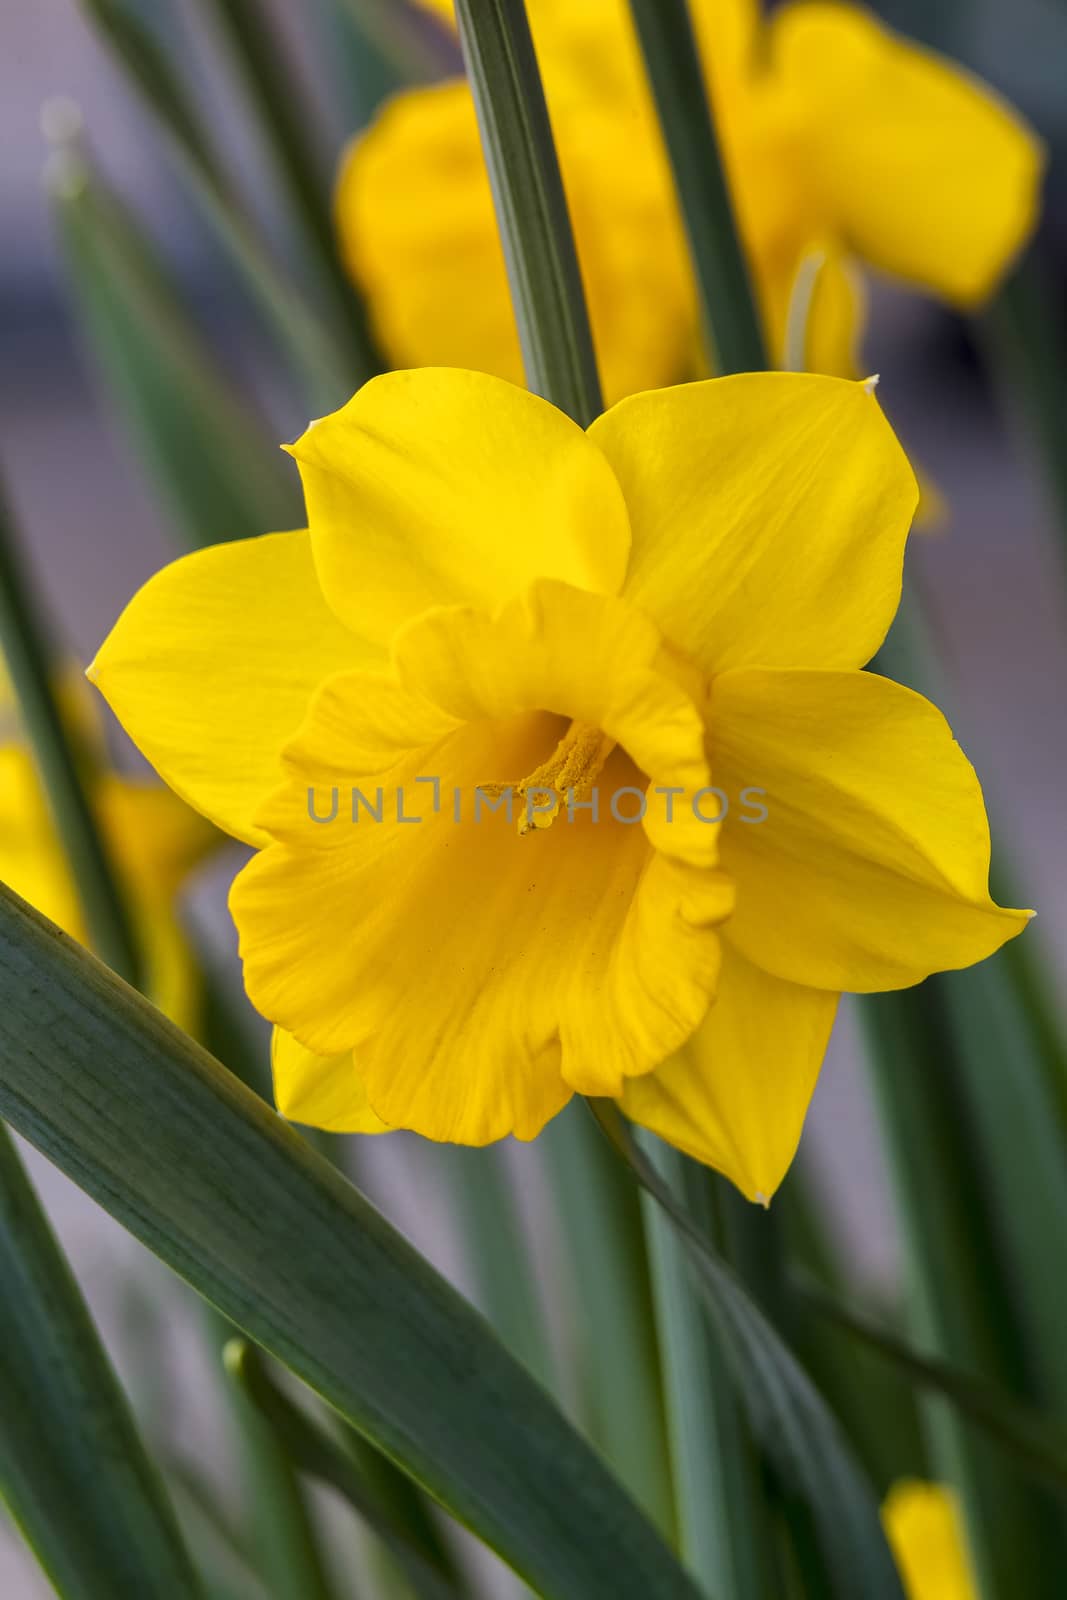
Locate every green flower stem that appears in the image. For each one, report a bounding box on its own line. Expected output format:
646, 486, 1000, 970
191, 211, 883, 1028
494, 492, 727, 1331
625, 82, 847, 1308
592, 1103, 904, 1600
226, 1340, 461, 1599
862, 986, 1066, 1600
642, 1140, 778, 1600
877, 606, 1067, 1412
77, 0, 362, 411
333, 0, 458, 85
195, 0, 383, 382
985, 250, 1067, 583
0, 482, 141, 986
781, 1173, 926, 1495
198, 1305, 342, 1600
627, 0, 768, 373
433, 1142, 558, 1394
0, 1124, 203, 1598
540, 1103, 675, 1540
869, 612, 1067, 1597
452, 0, 603, 424
50, 148, 302, 551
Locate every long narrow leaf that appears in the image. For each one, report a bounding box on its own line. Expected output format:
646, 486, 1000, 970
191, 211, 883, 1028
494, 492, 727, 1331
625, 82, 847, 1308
863, 984, 1067, 1600
226, 1340, 460, 1600
641, 1141, 778, 1600
453, 0, 603, 424
77, 0, 361, 409
626, 0, 768, 373
50, 149, 302, 551
194, 0, 382, 379
799, 1279, 1067, 1499
540, 1104, 676, 1538
590, 1102, 905, 1600
0, 481, 140, 984
0, 885, 702, 1600
0, 1124, 202, 1598
333, 0, 459, 82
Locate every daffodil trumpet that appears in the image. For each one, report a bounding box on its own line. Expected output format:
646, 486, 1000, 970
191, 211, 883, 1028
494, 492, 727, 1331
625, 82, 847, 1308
89, 367, 1029, 1202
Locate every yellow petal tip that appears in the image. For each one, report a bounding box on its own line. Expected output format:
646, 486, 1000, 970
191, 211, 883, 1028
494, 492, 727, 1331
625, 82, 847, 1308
862, 373, 880, 394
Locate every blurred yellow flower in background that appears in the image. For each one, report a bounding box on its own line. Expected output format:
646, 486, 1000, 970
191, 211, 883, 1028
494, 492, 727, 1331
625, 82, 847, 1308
0, 661, 216, 1029
338, 0, 1042, 398
884, 1480, 977, 1600
88, 367, 1028, 1200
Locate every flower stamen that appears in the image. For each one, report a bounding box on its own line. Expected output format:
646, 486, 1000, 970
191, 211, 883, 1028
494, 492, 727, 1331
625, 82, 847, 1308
483, 719, 616, 835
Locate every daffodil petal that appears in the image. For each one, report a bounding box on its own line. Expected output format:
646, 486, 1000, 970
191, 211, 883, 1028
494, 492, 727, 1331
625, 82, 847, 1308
690, 0, 761, 91
410, 0, 454, 27
337, 85, 527, 391
291, 370, 631, 646
93, 776, 217, 1031
621, 943, 837, 1202
272, 1028, 391, 1134
88, 531, 376, 845
0, 746, 86, 939
591, 373, 917, 675
94, 776, 217, 893
337, 62, 693, 408
0, 752, 206, 1031
771, 2, 1043, 307
232, 583, 730, 1141
712, 668, 1030, 992
795, 246, 867, 378
882, 1481, 976, 1600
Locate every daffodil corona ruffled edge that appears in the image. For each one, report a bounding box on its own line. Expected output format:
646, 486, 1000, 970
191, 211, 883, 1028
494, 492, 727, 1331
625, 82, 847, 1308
88, 368, 1030, 1201
337, 0, 1043, 403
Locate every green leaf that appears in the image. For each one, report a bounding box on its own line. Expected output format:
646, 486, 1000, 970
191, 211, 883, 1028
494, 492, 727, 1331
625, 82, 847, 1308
49, 149, 302, 551
192, 0, 383, 381
0, 885, 702, 1600
985, 250, 1067, 586
626, 0, 767, 373
589, 1102, 906, 1600
453, 0, 603, 424
872, 597, 1067, 1596
0, 1124, 203, 1598
0, 481, 141, 985
540, 1103, 676, 1539
76, 0, 363, 410
225, 1340, 460, 1600
799, 1279, 1067, 1500
641, 1141, 779, 1600
332, 0, 459, 83
862, 984, 1067, 1600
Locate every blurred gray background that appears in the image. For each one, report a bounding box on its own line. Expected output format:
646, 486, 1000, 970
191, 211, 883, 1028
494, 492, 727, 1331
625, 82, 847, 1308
2, 0, 1067, 1593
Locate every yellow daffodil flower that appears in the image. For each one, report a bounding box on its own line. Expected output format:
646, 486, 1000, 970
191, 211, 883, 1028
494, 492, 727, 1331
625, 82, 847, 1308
87, 368, 1028, 1199
0, 662, 216, 1029
338, 0, 1042, 399
884, 1481, 977, 1600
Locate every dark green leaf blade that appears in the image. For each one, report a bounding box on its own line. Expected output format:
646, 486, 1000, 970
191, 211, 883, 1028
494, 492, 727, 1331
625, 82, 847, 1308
799, 1278, 1067, 1500
225, 1340, 460, 1600
453, 0, 603, 424
49, 148, 303, 551
590, 1102, 905, 1600
626, 0, 768, 374
0, 1124, 203, 1599
0, 886, 702, 1600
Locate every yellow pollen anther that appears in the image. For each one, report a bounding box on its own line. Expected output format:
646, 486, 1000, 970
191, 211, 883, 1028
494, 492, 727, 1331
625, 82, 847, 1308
484, 720, 616, 835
